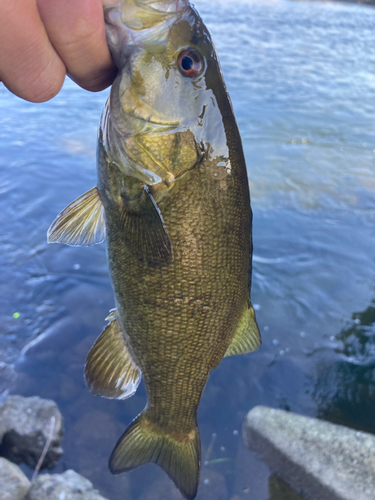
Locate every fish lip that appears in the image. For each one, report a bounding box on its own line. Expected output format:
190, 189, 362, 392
137, 0, 188, 13
129, 113, 180, 127
105, 0, 189, 50
125, 106, 180, 128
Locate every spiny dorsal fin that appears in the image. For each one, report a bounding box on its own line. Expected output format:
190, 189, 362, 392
47, 187, 106, 246
224, 303, 261, 357
121, 186, 172, 265
85, 310, 141, 400
110, 411, 200, 500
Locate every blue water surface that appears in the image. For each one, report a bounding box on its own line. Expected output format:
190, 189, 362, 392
0, 1, 374, 499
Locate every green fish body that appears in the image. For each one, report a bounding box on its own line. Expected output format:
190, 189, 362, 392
48, 1, 260, 498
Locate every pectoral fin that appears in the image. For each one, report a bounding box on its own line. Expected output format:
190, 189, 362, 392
85, 310, 142, 400
224, 304, 261, 357
47, 187, 106, 246
121, 186, 172, 265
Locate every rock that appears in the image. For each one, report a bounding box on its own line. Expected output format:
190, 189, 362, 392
0, 456, 30, 500
62, 410, 131, 499
27, 469, 108, 500
243, 405, 375, 500
0, 419, 6, 445
137, 467, 227, 500
138, 472, 182, 500
197, 468, 227, 500
231, 439, 269, 500
0, 395, 63, 469
0, 362, 17, 399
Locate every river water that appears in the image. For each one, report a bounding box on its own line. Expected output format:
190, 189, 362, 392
0, 0, 374, 499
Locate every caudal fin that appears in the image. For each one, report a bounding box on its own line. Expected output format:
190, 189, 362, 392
109, 411, 201, 500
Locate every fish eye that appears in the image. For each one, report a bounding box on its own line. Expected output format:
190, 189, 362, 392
177, 49, 205, 78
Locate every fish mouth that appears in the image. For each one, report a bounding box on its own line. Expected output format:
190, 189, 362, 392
125, 103, 180, 128
129, 112, 179, 127
105, 0, 188, 35
134, 0, 188, 14
105, 1, 191, 68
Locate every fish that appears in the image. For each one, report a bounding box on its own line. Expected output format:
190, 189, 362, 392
47, 0, 261, 498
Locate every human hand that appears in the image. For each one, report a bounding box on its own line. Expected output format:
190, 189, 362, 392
0, 0, 119, 103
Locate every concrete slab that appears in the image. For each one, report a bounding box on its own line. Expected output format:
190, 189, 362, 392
243, 406, 375, 500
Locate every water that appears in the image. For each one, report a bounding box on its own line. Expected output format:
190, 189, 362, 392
1, 0, 374, 498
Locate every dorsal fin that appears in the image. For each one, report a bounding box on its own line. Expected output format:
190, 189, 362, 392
224, 303, 261, 357
48, 187, 106, 246
85, 310, 142, 400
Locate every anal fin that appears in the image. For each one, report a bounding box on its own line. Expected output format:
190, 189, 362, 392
224, 303, 261, 357
85, 310, 141, 400
48, 186, 106, 246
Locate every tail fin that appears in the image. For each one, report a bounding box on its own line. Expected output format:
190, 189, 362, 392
109, 411, 201, 500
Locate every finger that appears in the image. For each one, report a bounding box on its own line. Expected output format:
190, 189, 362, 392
37, 0, 117, 92
0, 0, 65, 102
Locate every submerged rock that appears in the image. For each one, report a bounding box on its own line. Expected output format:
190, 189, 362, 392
198, 468, 227, 500
138, 473, 182, 500
0, 395, 63, 469
138, 467, 227, 500
27, 470, 109, 500
243, 405, 375, 500
268, 474, 306, 500
0, 456, 30, 500
231, 439, 269, 500
62, 409, 131, 499
0, 419, 6, 445
0, 362, 17, 398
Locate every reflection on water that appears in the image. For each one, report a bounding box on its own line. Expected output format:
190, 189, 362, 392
338, 300, 375, 363
1, 0, 375, 498
314, 299, 375, 434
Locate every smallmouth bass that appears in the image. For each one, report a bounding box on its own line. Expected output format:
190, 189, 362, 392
48, 1, 261, 498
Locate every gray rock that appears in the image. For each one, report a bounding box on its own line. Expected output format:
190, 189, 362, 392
27, 470, 109, 500
0, 395, 63, 469
243, 405, 375, 500
0, 456, 30, 500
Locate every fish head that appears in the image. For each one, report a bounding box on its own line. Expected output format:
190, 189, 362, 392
103, 0, 230, 189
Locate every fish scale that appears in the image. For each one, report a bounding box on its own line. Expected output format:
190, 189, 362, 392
104, 161, 247, 423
